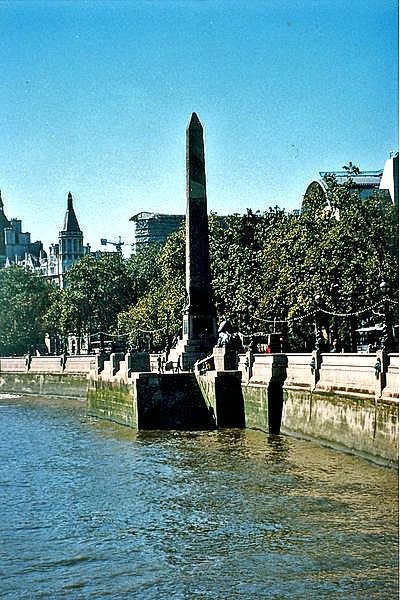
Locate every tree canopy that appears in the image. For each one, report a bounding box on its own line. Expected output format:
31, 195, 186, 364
43, 253, 136, 354
0, 266, 52, 355
0, 177, 397, 355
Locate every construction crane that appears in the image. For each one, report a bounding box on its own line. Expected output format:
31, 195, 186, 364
100, 236, 125, 252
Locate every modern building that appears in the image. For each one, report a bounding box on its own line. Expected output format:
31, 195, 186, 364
302, 152, 399, 209
379, 152, 399, 205
130, 212, 184, 252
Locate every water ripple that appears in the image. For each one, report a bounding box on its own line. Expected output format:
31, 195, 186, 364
0, 396, 397, 599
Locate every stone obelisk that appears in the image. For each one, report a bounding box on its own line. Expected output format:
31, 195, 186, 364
170, 113, 217, 370
183, 112, 217, 342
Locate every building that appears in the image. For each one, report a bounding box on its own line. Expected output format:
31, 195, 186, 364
130, 212, 184, 251
302, 152, 399, 209
129, 211, 228, 252
58, 192, 89, 283
52, 192, 91, 287
0, 191, 11, 262
379, 152, 399, 205
0, 190, 45, 270
0, 190, 90, 287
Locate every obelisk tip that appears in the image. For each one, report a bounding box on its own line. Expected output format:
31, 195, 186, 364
189, 112, 202, 128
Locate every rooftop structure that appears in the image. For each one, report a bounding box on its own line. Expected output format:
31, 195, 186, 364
379, 152, 399, 204
302, 153, 399, 208
130, 211, 184, 251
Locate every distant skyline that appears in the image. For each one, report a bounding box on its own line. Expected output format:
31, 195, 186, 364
1, 0, 398, 255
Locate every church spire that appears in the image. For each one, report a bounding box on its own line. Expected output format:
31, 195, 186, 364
62, 191, 81, 232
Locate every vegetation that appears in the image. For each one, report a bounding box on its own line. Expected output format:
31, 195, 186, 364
118, 229, 185, 349
0, 266, 52, 355
44, 253, 135, 352
0, 175, 397, 355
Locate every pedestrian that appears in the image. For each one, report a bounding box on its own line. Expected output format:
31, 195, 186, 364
330, 338, 342, 353
176, 356, 181, 372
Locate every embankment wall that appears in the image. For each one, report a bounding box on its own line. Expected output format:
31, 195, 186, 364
0, 371, 88, 399
88, 372, 215, 430
237, 351, 398, 465
0, 351, 398, 464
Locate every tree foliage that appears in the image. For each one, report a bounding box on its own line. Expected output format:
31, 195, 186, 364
0, 266, 51, 355
118, 227, 186, 349
53, 253, 135, 340
209, 210, 265, 332
0, 176, 397, 355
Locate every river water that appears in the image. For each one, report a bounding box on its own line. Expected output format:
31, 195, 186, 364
0, 394, 398, 599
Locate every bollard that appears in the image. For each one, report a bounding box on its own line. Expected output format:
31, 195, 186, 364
375, 349, 388, 399
310, 349, 321, 391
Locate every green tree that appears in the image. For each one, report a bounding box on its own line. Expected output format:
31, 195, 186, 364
0, 266, 51, 355
209, 210, 265, 332
60, 253, 135, 344
126, 243, 163, 298
257, 185, 398, 350
118, 227, 186, 349
118, 184, 397, 353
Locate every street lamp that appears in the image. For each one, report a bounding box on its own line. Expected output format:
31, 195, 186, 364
248, 305, 254, 335
314, 294, 321, 333
164, 314, 170, 352
314, 295, 324, 350
379, 281, 394, 352
329, 283, 340, 348
135, 321, 140, 351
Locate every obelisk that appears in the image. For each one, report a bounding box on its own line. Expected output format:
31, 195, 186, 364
181, 113, 217, 358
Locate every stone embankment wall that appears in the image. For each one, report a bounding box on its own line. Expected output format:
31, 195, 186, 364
0, 350, 398, 464
237, 350, 398, 465
196, 370, 245, 428
88, 372, 215, 430
0, 354, 215, 430
0, 355, 94, 398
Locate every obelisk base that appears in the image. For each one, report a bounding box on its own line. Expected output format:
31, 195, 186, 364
168, 308, 216, 371
168, 336, 216, 372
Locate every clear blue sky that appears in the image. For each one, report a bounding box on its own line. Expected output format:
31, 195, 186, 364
1, 0, 398, 254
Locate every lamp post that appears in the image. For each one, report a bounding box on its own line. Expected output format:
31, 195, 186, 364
248, 305, 254, 336
314, 294, 322, 348
379, 281, 394, 352
135, 321, 140, 351
99, 331, 105, 354
330, 283, 339, 343
164, 314, 170, 353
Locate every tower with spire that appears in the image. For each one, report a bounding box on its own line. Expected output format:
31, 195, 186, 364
58, 192, 85, 284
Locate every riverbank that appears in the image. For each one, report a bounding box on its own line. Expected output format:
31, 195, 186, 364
0, 350, 398, 466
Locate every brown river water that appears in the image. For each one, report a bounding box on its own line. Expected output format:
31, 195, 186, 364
0, 394, 398, 599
